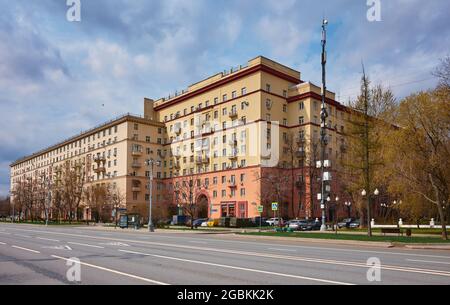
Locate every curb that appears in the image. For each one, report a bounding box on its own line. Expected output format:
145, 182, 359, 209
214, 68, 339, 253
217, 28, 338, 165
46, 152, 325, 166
404, 244, 450, 251
227, 233, 396, 248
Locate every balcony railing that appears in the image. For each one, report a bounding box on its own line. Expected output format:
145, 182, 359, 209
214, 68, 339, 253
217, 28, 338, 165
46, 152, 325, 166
229, 110, 238, 118
94, 166, 106, 173
132, 162, 141, 168
94, 156, 106, 163
132, 149, 142, 156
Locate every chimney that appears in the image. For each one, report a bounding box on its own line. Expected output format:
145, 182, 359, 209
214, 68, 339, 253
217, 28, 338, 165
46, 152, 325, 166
144, 98, 155, 120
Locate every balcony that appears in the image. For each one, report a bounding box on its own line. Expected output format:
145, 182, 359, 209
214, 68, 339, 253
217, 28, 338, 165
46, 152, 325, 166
195, 157, 203, 165
228, 180, 237, 188
94, 166, 106, 173
296, 149, 306, 159
229, 110, 238, 119
228, 154, 238, 160
132, 162, 142, 168
132, 149, 142, 156
202, 157, 210, 164
174, 163, 181, 170
94, 156, 106, 163
229, 139, 238, 147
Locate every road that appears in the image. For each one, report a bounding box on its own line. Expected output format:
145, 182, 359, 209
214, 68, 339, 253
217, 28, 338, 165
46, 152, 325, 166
1, 223, 449, 285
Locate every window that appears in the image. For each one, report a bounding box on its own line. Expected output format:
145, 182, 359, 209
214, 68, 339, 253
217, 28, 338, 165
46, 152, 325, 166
266, 84, 271, 92
214, 97, 219, 105
232, 91, 237, 99
223, 94, 227, 102
146, 136, 151, 143
134, 124, 139, 131
283, 104, 287, 112
283, 90, 287, 98
299, 101, 304, 110
299, 116, 304, 124
222, 108, 227, 115
241, 87, 247, 95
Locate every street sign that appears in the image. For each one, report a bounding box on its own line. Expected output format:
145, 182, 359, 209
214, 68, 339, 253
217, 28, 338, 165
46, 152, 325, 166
271, 202, 278, 211
257, 206, 264, 213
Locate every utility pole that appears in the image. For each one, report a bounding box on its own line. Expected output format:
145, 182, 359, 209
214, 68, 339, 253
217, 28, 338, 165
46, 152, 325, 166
146, 159, 160, 232
362, 66, 373, 237
320, 19, 329, 231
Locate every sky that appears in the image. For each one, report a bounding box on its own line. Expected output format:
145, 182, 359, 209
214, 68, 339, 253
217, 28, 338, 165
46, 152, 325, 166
0, 0, 449, 197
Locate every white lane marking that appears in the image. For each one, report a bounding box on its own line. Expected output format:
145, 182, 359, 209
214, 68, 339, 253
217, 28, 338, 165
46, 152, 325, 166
0, 242, 6, 245
36, 237, 60, 242
406, 259, 450, 266
5, 227, 450, 278
0, 232, 11, 235
41, 245, 72, 251
100, 242, 130, 247
14, 234, 32, 238
119, 249, 353, 285
67, 242, 104, 249
188, 241, 207, 244
51, 255, 169, 285
12, 245, 41, 254
268, 248, 297, 252
7, 226, 450, 260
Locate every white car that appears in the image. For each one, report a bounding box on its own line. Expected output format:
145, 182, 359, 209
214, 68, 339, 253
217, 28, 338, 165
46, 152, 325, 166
266, 218, 284, 226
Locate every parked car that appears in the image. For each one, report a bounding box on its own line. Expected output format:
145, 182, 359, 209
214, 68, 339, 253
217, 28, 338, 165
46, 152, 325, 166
337, 218, 355, 229
348, 220, 361, 229
252, 217, 269, 227
193, 218, 208, 228
266, 218, 284, 226
288, 220, 309, 231
300, 220, 322, 231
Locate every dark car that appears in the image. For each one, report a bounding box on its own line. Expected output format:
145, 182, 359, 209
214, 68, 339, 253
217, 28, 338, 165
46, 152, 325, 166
252, 217, 270, 227
348, 220, 360, 229
337, 218, 355, 229
300, 220, 322, 231
192, 218, 208, 228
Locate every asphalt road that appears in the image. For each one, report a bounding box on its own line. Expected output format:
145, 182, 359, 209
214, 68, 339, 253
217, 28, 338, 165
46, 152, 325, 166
1, 223, 449, 285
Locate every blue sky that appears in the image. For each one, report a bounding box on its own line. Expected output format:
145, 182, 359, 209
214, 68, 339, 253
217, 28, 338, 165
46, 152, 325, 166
1, 0, 449, 196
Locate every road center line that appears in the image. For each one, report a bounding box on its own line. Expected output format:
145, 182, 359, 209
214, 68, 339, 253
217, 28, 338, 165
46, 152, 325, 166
51, 255, 169, 285
12, 245, 41, 254
0, 242, 6, 245
67, 242, 104, 249
14, 234, 32, 238
406, 259, 450, 265
268, 248, 297, 252
118, 249, 353, 285
36, 237, 60, 242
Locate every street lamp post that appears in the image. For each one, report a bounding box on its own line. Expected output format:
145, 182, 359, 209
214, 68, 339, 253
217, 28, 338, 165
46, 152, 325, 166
319, 18, 329, 232
146, 159, 161, 232
345, 201, 352, 219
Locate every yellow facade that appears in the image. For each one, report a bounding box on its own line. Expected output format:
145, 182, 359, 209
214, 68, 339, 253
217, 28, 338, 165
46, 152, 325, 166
10, 56, 349, 221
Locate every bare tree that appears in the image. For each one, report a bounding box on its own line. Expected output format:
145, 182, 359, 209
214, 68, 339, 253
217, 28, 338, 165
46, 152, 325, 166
433, 55, 450, 88
110, 187, 126, 228
173, 174, 208, 229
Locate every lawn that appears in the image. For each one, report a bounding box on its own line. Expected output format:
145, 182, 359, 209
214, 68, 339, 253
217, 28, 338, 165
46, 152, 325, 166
238, 231, 450, 244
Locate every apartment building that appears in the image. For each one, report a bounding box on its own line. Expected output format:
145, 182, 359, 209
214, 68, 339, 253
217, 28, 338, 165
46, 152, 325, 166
10, 56, 349, 221
10, 114, 166, 219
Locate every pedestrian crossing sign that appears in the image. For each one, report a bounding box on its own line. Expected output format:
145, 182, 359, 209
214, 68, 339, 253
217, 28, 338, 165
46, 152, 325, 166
272, 202, 278, 211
